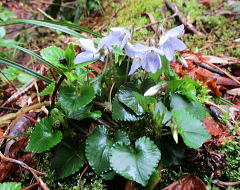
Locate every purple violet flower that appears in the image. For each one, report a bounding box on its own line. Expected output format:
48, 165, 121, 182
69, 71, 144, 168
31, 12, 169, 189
125, 43, 163, 75
98, 27, 131, 50
159, 24, 187, 61
74, 38, 100, 64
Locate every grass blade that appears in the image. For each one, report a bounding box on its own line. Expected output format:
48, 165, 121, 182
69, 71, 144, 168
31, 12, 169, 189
0, 44, 63, 74
0, 19, 87, 38
0, 57, 53, 84
44, 20, 103, 38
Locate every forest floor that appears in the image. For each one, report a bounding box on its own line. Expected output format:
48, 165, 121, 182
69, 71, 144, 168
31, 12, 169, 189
0, 0, 239, 189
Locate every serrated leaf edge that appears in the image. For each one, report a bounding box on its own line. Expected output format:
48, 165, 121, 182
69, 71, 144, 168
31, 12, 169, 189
109, 136, 161, 186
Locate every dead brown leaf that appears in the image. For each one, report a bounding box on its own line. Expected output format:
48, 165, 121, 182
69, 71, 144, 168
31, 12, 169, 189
163, 174, 207, 190
204, 117, 224, 136
227, 88, 240, 96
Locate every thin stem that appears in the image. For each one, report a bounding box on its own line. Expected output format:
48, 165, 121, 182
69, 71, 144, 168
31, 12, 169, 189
51, 74, 66, 105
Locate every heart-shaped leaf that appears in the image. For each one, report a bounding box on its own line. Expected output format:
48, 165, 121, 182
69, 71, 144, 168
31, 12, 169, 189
52, 142, 85, 179
172, 109, 211, 148
85, 125, 130, 174
25, 117, 62, 153
170, 95, 206, 121
58, 85, 95, 112
117, 85, 144, 116
112, 97, 143, 121
40, 46, 67, 69
110, 136, 161, 186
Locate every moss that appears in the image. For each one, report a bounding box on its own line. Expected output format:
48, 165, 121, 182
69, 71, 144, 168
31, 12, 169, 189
104, 0, 240, 57
219, 140, 240, 182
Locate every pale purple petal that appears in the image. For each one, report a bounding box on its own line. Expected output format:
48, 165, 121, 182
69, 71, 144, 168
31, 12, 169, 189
124, 43, 135, 58
79, 38, 96, 52
144, 53, 161, 73
167, 24, 185, 37
168, 37, 186, 51
135, 43, 150, 51
162, 42, 175, 61
128, 58, 143, 75
74, 51, 99, 64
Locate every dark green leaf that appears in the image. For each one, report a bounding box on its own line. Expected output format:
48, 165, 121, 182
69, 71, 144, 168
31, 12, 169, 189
117, 85, 144, 116
52, 142, 85, 179
67, 105, 101, 120
157, 136, 186, 167
110, 137, 161, 186
58, 85, 95, 112
172, 109, 211, 148
112, 97, 143, 121
25, 117, 62, 153
85, 125, 129, 174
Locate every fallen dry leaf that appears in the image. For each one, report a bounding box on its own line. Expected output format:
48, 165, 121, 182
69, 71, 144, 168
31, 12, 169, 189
227, 88, 240, 96
163, 174, 207, 190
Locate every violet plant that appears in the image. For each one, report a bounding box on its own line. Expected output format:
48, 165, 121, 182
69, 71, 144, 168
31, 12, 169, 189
6, 22, 211, 188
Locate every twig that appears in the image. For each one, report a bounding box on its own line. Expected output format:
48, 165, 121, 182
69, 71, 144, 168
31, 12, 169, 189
23, 114, 38, 124
204, 62, 240, 85
135, 11, 178, 31
97, 119, 113, 130
79, 166, 88, 181
1, 79, 35, 107
51, 74, 66, 105
0, 101, 50, 125
0, 106, 18, 111
165, 1, 205, 36
193, 61, 225, 76
214, 180, 240, 187
0, 151, 49, 190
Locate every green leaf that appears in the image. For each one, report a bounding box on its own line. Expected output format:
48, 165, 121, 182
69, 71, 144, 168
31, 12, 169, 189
0, 19, 86, 38
117, 85, 144, 116
67, 105, 101, 120
0, 56, 52, 84
172, 109, 211, 148
170, 94, 206, 121
52, 142, 85, 179
0, 182, 21, 190
110, 137, 161, 186
43, 20, 103, 38
40, 46, 66, 69
64, 43, 75, 68
168, 76, 199, 100
112, 97, 143, 121
154, 102, 172, 126
145, 169, 161, 190
17, 73, 33, 83
58, 85, 95, 112
134, 92, 156, 105
85, 125, 129, 174
38, 82, 55, 96
25, 117, 62, 153
0, 27, 6, 38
